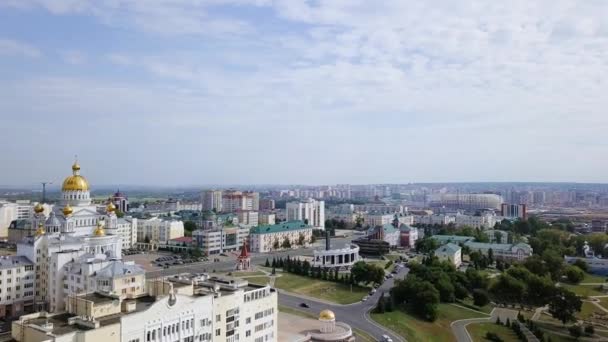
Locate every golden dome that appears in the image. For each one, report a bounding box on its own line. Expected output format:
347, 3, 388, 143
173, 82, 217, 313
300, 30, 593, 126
35, 222, 45, 237
93, 221, 105, 237
34, 203, 44, 214
62, 161, 90, 192
106, 201, 116, 213
62, 204, 74, 216
319, 309, 335, 320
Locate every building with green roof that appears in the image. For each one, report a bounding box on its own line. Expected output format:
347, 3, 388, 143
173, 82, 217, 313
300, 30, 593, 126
249, 220, 313, 253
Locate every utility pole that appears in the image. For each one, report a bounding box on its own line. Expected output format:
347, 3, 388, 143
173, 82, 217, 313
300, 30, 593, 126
41, 181, 53, 203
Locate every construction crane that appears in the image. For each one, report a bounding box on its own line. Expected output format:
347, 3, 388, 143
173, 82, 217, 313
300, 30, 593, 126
41, 181, 53, 203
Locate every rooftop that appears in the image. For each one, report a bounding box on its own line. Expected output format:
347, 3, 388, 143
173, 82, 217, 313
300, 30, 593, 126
435, 242, 461, 255
0, 255, 32, 269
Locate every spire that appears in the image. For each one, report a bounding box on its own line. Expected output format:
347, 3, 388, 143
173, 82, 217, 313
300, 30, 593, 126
239, 240, 249, 258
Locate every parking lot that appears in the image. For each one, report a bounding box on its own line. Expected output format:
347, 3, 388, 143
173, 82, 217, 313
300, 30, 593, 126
122, 250, 210, 272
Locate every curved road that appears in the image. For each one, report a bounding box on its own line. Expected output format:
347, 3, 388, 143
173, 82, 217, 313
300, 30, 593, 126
278, 266, 409, 342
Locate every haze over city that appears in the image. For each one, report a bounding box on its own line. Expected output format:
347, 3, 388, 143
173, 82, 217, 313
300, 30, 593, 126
1, 1, 607, 186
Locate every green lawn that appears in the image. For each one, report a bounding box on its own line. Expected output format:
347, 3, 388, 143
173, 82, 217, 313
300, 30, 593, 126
371, 304, 489, 342
560, 283, 605, 297
467, 322, 520, 342
246, 276, 271, 285
577, 301, 602, 320
581, 273, 608, 284
274, 273, 369, 304
598, 296, 608, 309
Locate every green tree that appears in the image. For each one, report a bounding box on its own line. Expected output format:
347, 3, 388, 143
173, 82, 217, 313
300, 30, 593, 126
115, 209, 125, 218
487, 248, 494, 264
473, 289, 490, 306
565, 265, 585, 284
374, 294, 386, 313
351, 261, 368, 284
273, 238, 280, 250
490, 274, 525, 304
265, 258, 270, 267
298, 233, 305, 246
282, 236, 292, 249
310, 235, 317, 244
573, 259, 588, 273
391, 276, 440, 321
184, 220, 197, 232
549, 288, 582, 325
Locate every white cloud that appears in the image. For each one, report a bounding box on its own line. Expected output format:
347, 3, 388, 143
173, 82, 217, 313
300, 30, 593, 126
0, 38, 41, 58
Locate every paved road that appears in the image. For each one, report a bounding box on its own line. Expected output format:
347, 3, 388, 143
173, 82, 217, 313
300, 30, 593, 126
451, 308, 529, 342
278, 266, 409, 342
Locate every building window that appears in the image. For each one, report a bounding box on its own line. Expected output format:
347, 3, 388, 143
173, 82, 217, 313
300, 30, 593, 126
216, 329, 220, 336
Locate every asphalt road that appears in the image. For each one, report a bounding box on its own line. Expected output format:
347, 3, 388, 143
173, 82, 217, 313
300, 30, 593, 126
278, 266, 409, 342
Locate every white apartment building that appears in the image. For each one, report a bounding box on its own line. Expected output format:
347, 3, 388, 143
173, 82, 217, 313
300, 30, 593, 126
0, 256, 35, 318
413, 214, 456, 226
222, 191, 259, 213
12, 275, 278, 342
454, 213, 496, 229
249, 221, 313, 253
434, 243, 462, 267
0, 201, 47, 237
286, 199, 325, 230
192, 226, 250, 255
237, 210, 259, 227
202, 190, 224, 212
138, 217, 184, 244
362, 213, 393, 227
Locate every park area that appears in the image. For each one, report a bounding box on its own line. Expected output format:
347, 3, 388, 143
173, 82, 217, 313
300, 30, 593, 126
467, 322, 520, 342
371, 304, 489, 342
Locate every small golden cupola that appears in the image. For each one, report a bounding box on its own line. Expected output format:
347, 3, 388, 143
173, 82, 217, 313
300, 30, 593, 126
62, 160, 90, 192
93, 221, 106, 237
35, 222, 45, 237
34, 203, 44, 214
106, 200, 117, 213
62, 204, 74, 217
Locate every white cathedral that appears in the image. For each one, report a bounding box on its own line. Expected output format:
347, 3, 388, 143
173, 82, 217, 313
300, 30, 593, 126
15, 161, 143, 313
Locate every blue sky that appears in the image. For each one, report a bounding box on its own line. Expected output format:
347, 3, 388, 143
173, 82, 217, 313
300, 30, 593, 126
1, 1, 607, 187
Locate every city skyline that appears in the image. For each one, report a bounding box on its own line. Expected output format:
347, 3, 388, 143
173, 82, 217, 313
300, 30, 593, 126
1, 1, 608, 186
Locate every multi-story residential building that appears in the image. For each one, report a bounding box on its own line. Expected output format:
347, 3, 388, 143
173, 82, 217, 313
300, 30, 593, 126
237, 210, 259, 227
0, 256, 35, 318
202, 190, 224, 212
286, 199, 325, 230
362, 213, 394, 228
137, 217, 184, 244
0, 201, 42, 237
454, 213, 496, 229
12, 275, 278, 342
413, 214, 455, 226
249, 221, 313, 253
259, 199, 275, 211
500, 203, 527, 220
192, 226, 250, 255
258, 212, 275, 225
221, 191, 259, 213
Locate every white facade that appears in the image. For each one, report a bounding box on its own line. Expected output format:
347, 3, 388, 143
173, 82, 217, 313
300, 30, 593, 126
312, 244, 360, 269
138, 217, 184, 244
0, 256, 35, 318
413, 214, 456, 226
192, 226, 250, 255
434, 243, 462, 267
249, 221, 313, 253
455, 214, 496, 229
362, 213, 393, 227
237, 210, 259, 227
258, 213, 275, 225
286, 199, 325, 230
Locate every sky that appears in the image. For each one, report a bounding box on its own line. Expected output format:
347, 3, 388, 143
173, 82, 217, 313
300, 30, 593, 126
0, 1, 607, 187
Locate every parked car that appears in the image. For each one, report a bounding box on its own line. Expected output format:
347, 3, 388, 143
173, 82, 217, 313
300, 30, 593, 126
362, 296, 369, 302
299, 303, 310, 308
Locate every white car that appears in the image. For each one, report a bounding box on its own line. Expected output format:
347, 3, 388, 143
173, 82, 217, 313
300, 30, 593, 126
382, 334, 393, 342
362, 296, 369, 302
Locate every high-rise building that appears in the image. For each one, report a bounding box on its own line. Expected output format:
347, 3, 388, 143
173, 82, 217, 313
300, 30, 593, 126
259, 199, 275, 211
202, 190, 223, 212
286, 199, 325, 230
500, 203, 527, 220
